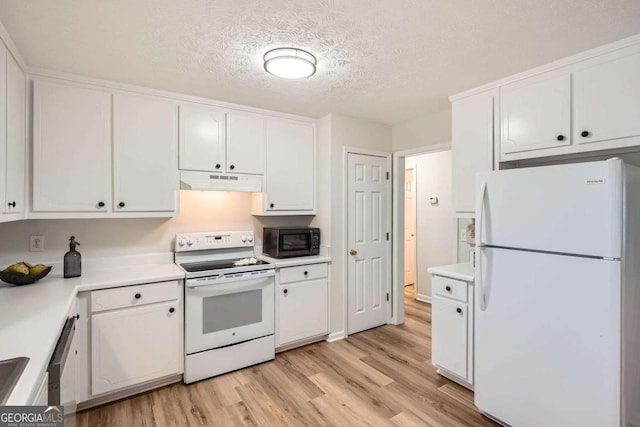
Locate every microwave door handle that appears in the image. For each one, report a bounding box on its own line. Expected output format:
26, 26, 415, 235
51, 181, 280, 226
309, 229, 313, 251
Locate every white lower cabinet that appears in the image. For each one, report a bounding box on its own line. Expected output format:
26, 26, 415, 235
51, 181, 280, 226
276, 263, 328, 348
431, 274, 474, 389
432, 296, 468, 378
90, 281, 182, 396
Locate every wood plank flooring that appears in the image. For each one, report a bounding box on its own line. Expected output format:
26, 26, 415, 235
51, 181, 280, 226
76, 285, 496, 426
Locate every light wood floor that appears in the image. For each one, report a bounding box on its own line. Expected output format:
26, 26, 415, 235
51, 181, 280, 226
76, 285, 496, 426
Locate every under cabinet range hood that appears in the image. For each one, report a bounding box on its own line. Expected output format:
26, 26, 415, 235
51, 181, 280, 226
180, 171, 263, 192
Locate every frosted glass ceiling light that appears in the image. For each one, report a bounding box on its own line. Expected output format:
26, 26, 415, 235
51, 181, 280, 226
263, 48, 317, 79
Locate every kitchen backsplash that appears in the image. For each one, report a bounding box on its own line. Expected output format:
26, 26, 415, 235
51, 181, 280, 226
0, 191, 314, 266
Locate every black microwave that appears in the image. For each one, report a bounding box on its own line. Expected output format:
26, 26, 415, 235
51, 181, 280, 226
263, 227, 320, 258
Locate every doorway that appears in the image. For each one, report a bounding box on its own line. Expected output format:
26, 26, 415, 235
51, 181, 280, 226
404, 168, 416, 298
391, 143, 456, 325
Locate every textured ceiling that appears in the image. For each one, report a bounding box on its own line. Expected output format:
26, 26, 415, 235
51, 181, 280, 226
0, 0, 639, 124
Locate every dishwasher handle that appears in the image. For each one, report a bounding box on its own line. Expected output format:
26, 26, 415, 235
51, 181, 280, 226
48, 316, 76, 406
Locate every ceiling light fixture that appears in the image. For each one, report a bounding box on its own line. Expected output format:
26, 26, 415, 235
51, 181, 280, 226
263, 47, 317, 79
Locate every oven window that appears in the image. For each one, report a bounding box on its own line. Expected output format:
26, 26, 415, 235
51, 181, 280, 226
202, 290, 263, 334
281, 234, 309, 251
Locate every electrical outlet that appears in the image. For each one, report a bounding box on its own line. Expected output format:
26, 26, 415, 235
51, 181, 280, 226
30, 235, 44, 252
460, 229, 467, 242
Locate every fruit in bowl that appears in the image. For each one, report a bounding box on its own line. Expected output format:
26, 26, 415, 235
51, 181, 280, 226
0, 262, 52, 285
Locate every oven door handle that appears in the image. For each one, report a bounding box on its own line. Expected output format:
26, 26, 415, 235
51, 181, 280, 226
187, 272, 275, 296
187, 270, 275, 288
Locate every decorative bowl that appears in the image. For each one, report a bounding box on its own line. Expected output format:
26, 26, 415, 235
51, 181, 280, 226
0, 266, 52, 285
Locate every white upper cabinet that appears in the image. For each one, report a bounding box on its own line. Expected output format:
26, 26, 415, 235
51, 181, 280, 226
452, 90, 495, 214
461, 38, 640, 162
32, 79, 179, 217
500, 73, 571, 155
179, 103, 226, 172
0, 45, 7, 215
573, 50, 640, 145
113, 94, 178, 212
253, 119, 315, 214
5, 52, 26, 215
33, 80, 111, 212
226, 111, 265, 175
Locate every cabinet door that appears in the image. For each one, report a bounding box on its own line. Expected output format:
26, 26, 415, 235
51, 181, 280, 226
226, 112, 265, 174
278, 278, 328, 346
452, 91, 494, 214
432, 296, 468, 379
113, 94, 178, 212
92, 301, 180, 395
574, 50, 640, 145
500, 74, 571, 155
0, 46, 6, 212
33, 81, 110, 212
5, 53, 25, 214
179, 103, 225, 172
265, 120, 315, 211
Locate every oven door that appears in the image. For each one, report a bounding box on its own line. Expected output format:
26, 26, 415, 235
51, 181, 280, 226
185, 270, 275, 355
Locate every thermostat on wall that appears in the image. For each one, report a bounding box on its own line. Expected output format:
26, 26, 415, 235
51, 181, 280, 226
429, 196, 439, 205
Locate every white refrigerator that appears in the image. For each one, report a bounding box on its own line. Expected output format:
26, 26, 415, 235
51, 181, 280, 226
474, 158, 640, 427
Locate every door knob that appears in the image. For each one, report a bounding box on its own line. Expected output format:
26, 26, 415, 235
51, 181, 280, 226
349, 249, 357, 256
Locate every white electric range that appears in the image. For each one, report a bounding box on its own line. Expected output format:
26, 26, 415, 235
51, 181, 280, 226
175, 230, 275, 384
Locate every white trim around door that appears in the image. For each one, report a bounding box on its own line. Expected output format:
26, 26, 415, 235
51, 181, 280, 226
391, 142, 451, 325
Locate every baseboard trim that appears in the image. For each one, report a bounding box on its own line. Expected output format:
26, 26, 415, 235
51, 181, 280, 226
76, 374, 183, 411
415, 294, 432, 304
276, 334, 327, 353
326, 330, 346, 342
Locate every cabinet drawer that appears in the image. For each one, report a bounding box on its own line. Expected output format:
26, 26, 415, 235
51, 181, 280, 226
279, 263, 327, 284
91, 281, 179, 313
432, 276, 467, 302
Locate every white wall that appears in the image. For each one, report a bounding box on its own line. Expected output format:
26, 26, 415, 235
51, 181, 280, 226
391, 107, 452, 151
405, 150, 455, 302
310, 115, 332, 247
325, 113, 392, 337
0, 190, 313, 267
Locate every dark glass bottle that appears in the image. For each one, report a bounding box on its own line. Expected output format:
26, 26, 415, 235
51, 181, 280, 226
64, 236, 81, 278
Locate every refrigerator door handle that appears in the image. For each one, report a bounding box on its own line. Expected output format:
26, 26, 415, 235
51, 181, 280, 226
477, 180, 487, 311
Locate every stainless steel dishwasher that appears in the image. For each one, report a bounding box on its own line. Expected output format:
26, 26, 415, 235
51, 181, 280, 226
48, 314, 77, 406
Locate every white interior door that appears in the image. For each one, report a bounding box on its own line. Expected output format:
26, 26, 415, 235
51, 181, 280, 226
347, 153, 390, 335
404, 169, 416, 286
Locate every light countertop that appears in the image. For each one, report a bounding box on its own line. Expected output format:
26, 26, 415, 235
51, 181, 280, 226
259, 254, 332, 268
0, 261, 184, 405
428, 262, 474, 282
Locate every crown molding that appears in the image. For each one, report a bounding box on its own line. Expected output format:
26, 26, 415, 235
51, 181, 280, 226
449, 32, 640, 102
27, 66, 317, 124
0, 17, 27, 71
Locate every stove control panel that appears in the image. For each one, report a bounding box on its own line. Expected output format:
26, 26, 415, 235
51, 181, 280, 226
175, 231, 255, 252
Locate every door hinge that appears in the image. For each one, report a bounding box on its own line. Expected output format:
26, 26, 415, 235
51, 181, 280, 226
386, 293, 390, 302
386, 171, 389, 180
386, 232, 389, 240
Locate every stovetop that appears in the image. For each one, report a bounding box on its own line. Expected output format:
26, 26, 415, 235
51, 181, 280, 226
174, 231, 275, 279
180, 258, 270, 273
